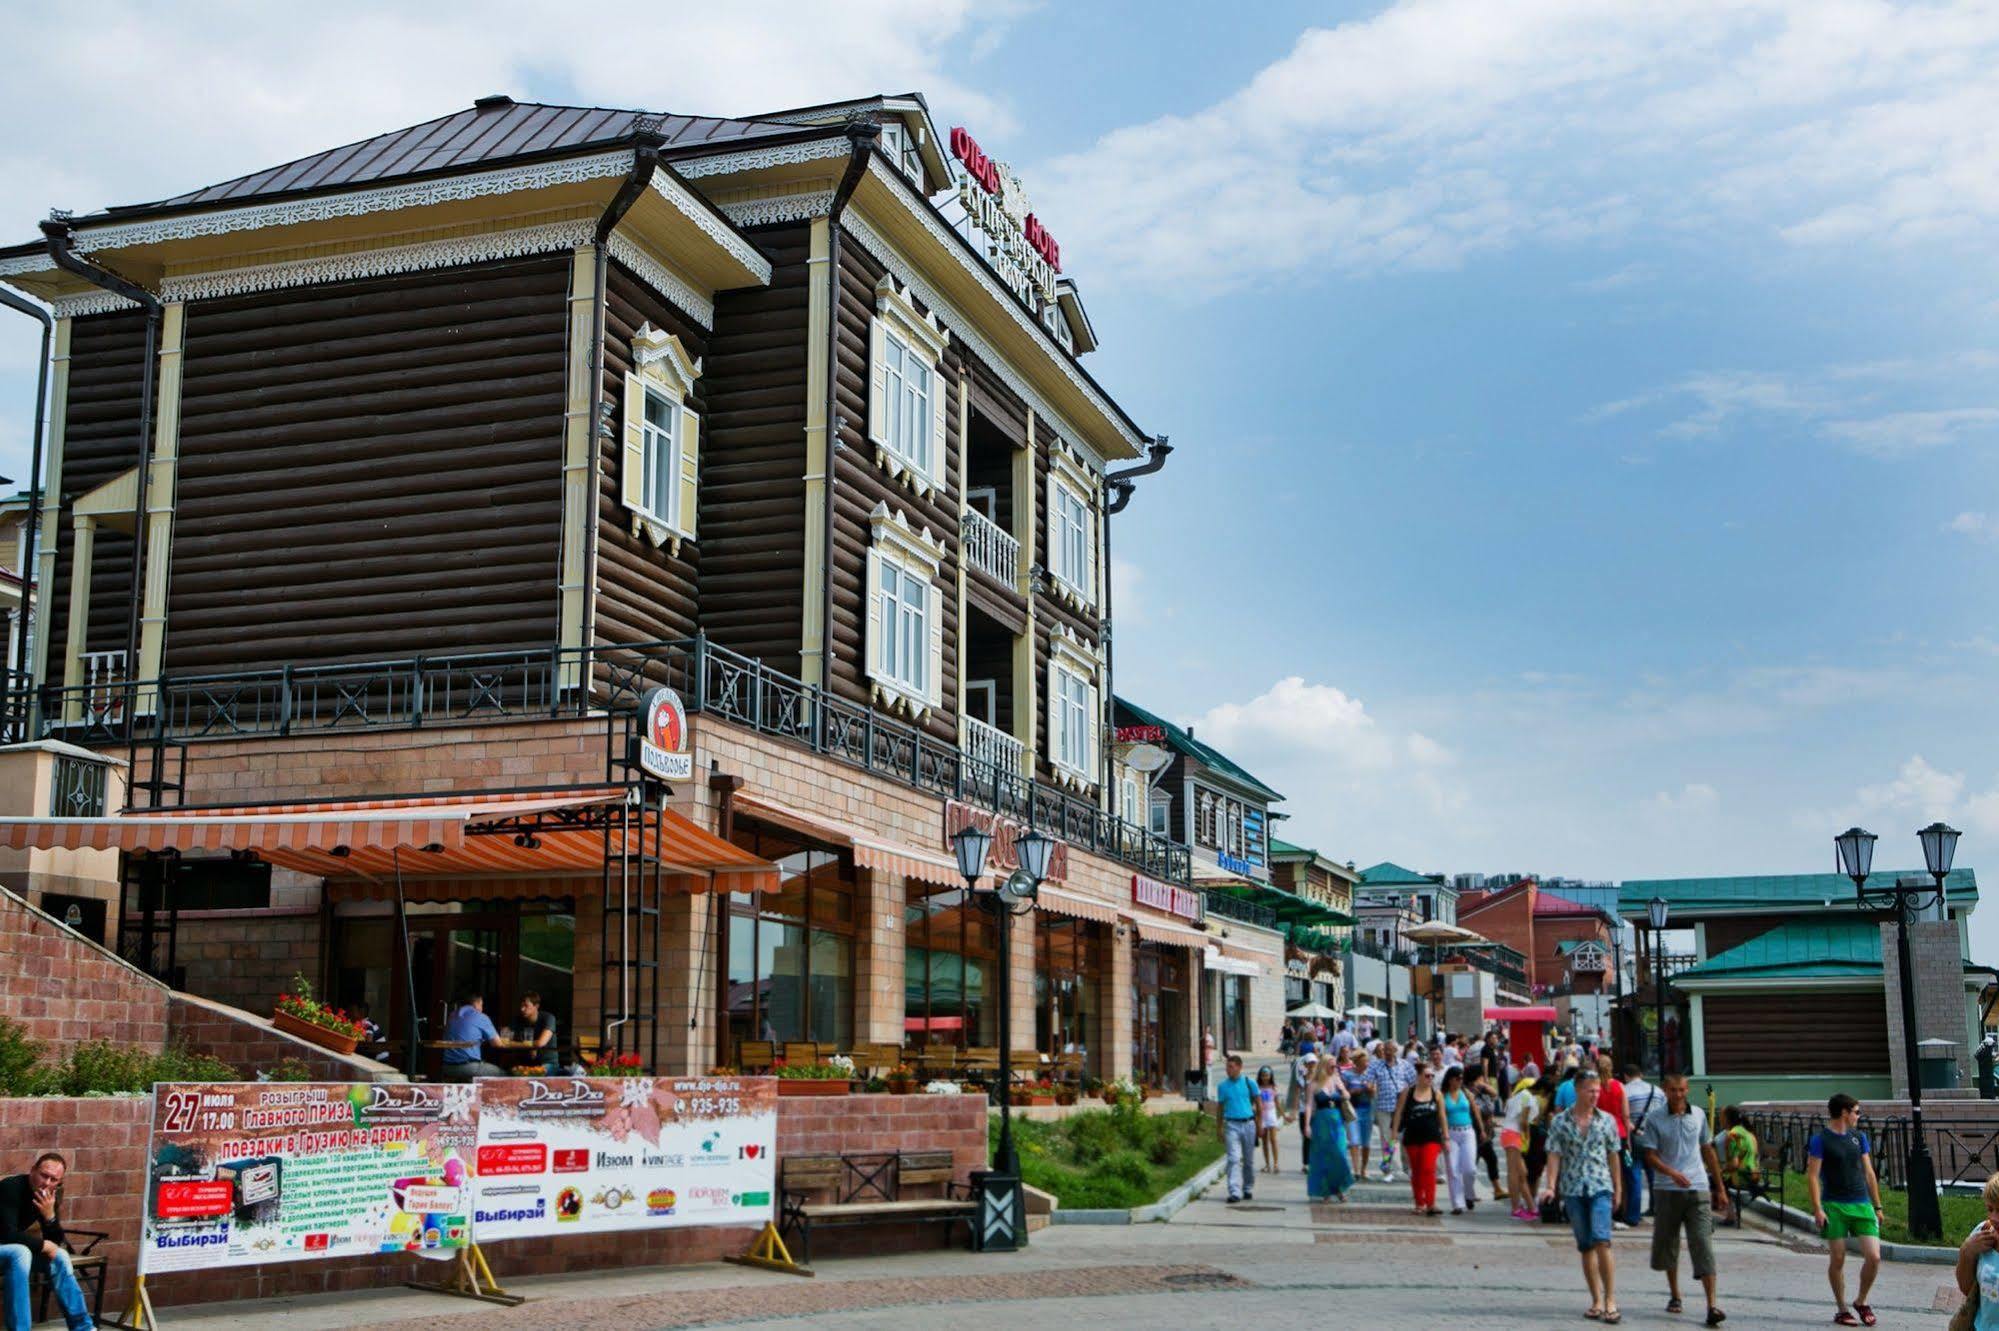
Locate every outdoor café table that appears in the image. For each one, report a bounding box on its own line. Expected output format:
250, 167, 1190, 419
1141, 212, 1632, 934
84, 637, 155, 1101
488, 1040, 555, 1072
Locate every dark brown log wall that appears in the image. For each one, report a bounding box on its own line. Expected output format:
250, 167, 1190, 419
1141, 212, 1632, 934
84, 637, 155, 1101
594, 261, 707, 648
828, 230, 960, 743
697, 223, 810, 672
45, 311, 151, 684
165, 255, 569, 671
1702, 990, 1890, 1074
1701, 915, 1786, 958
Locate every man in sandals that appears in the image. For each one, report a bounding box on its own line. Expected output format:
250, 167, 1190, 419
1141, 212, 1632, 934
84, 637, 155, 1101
1637, 1074, 1729, 1325
1805, 1092, 1885, 1326
1540, 1065, 1626, 1323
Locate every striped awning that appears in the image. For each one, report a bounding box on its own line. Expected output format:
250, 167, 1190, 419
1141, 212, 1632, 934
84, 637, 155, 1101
1132, 917, 1209, 949
1037, 887, 1120, 925
733, 790, 964, 888
0, 787, 779, 893
1203, 948, 1265, 978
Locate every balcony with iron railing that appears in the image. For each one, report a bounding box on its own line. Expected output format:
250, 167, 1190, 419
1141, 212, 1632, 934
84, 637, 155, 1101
961, 714, 1024, 781
961, 504, 1020, 588
0, 635, 1192, 884
1206, 891, 1279, 931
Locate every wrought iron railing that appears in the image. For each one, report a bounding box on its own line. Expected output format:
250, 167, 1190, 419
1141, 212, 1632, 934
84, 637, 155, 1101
1745, 1108, 1999, 1192
48, 751, 108, 817
1206, 892, 1279, 930
1, 635, 1191, 883
960, 505, 1019, 587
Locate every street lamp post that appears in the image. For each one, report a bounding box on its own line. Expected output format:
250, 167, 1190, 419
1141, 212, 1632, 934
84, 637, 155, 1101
952, 821, 1053, 1252
1647, 895, 1669, 1076
1837, 823, 1953, 1242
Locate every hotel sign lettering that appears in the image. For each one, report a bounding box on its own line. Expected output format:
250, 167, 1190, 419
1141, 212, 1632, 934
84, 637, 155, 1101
949, 126, 1061, 306
1132, 874, 1202, 923
1114, 725, 1167, 744
943, 800, 1068, 883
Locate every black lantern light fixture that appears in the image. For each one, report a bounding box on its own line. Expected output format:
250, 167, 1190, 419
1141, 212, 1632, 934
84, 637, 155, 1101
1646, 895, 1670, 1075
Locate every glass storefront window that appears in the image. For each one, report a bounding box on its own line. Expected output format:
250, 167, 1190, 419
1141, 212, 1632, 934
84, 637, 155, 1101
1034, 914, 1100, 1077
725, 821, 856, 1053
1221, 975, 1250, 1053
903, 882, 997, 1048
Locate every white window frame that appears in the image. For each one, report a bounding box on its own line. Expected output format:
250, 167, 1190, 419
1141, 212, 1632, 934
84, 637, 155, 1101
621, 324, 702, 553
639, 386, 680, 532
864, 502, 946, 718
868, 278, 950, 497
1045, 446, 1098, 609
1045, 626, 1099, 788
1149, 792, 1172, 837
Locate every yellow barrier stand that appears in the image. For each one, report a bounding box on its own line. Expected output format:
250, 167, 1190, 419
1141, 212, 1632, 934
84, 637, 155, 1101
405, 1242, 525, 1306
116, 1273, 159, 1329
726, 1220, 813, 1277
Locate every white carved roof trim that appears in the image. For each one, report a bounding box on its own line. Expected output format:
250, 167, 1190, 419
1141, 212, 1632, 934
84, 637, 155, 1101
673, 139, 852, 178
645, 167, 772, 286
717, 190, 836, 229
606, 232, 715, 329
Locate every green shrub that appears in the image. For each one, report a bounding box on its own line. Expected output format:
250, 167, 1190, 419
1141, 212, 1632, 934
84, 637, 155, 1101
150, 1044, 237, 1085
0, 1024, 237, 1098
0, 1016, 45, 1097
1098, 1149, 1151, 1188
260, 1057, 313, 1083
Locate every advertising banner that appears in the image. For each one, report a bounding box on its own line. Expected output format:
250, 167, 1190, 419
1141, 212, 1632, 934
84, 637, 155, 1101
140, 1082, 478, 1274
472, 1075, 777, 1240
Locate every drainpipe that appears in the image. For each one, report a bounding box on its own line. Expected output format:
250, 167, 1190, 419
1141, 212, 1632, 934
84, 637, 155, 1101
820, 119, 882, 687
41, 219, 160, 792
1105, 434, 1172, 515
583, 122, 667, 686
0, 286, 51, 694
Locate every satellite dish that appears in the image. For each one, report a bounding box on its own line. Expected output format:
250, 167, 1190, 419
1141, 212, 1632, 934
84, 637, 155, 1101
1122, 742, 1170, 775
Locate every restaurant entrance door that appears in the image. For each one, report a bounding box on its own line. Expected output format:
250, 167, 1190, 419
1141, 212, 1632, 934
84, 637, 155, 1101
1131, 943, 1188, 1089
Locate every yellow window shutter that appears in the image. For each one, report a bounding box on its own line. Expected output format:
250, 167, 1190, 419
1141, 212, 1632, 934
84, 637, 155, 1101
867, 318, 889, 450
621, 371, 646, 514
926, 575, 944, 710
678, 402, 701, 540
864, 547, 885, 683
929, 359, 950, 491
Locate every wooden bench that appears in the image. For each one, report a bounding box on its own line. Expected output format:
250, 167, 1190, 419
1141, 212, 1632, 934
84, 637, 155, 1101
778, 1150, 972, 1264
34, 1228, 107, 1326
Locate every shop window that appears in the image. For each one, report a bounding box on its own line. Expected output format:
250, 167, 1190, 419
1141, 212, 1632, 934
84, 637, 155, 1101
726, 821, 855, 1054
904, 881, 997, 1049
620, 324, 701, 552
865, 503, 945, 717
1221, 976, 1250, 1053
1034, 915, 1101, 1078
867, 277, 949, 496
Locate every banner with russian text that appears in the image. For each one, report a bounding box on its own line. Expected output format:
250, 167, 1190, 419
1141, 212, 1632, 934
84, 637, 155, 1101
472, 1075, 777, 1239
139, 1082, 478, 1274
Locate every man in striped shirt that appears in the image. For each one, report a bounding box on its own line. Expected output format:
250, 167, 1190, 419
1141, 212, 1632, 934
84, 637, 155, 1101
1364, 1042, 1414, 1181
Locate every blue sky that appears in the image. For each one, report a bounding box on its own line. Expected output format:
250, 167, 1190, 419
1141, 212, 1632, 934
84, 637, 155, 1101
1, 1, 1995, 950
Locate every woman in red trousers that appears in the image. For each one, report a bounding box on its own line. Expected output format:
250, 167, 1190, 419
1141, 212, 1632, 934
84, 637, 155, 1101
1394, 1062, 1447, 1215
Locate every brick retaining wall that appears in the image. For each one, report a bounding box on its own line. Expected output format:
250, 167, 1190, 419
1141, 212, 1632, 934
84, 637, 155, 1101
0, 1089, 987, 1313
1, 887, 170, 1053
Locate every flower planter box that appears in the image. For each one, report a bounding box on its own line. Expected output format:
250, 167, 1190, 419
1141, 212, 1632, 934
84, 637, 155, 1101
776, 1079, 851, 1098
272, 1008, 360, 1056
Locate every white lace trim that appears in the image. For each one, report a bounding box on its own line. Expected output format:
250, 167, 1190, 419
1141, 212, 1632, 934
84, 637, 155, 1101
607, 233, 714, 328
0, 254, 46, 277
719, 191, 835, 228
165, 219, 597, 304
73, 150, 636, 253
674, 139, 852, 178
649, 169, 771, 285
52, 291, 136, 318
857, 159, 1142, 457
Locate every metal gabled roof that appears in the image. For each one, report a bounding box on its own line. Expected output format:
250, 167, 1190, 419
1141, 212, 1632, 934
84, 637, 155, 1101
1619, 869, 1977, 917
1113, 696, 1283, 802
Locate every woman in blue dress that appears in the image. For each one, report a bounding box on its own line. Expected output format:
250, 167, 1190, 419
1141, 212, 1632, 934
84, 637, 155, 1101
1955, 1174, 1999, 1329
1307, 1059, 1356, 1202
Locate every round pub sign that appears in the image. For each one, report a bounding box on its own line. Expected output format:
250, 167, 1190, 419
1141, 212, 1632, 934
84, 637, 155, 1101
637, 687, 692, 781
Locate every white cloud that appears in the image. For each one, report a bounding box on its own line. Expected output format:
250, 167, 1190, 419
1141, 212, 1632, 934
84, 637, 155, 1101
1036, 0, 1999, 292
1857, 754, 1966, 816
1196, 676, 1394, 770
1947, 512, 1999, 542
1822, 407, 1999, 456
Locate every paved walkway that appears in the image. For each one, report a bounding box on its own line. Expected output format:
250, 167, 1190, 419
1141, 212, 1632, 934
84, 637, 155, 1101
149, 1146, 1962, 1329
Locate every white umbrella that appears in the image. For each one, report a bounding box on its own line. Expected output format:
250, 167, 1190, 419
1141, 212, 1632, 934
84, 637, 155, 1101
1345, 1004, 1388, 1018
1286, 1002, 1339, 1019
1403, 921, 1485, 946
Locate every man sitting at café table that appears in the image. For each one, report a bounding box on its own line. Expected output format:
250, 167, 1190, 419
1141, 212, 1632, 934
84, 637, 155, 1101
442, 991, 503, 1082
511, 992, 560, 1073
1, 1151, 95, 1331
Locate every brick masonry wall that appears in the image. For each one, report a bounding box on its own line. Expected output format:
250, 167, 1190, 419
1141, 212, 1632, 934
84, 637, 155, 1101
165, 993, 402, 1084
0, 1088, 986, 1313
1881, 919, 1970, 1094
1, 887, 170, 1054
169, 909, 321, 1019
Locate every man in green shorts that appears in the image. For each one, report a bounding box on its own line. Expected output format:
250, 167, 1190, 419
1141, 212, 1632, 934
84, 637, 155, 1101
1804, 1092, 1885, 1326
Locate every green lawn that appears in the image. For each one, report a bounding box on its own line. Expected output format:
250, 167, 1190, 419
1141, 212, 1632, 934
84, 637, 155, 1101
992, 1106, 1224, 1210
1775, 1172, 1983, 1248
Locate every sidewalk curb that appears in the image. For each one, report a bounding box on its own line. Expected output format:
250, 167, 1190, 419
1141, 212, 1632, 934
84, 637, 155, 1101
1747, 1196, 1957, 1265
1050, 1157, 1229, 1226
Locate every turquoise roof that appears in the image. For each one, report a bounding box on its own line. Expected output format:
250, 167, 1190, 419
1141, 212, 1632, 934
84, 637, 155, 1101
1555, 938, 1607, 956
1270, 837, 1309, 857
1358, 861, 1443, 887
1114, 696, 1283, 802
1619, 869, 1976, 917
1675, 919, 1884, 984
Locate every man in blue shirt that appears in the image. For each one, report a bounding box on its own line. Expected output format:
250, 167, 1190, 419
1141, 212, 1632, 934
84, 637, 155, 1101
442, 992, 502, 1082
1215, 1053, 1258, 1203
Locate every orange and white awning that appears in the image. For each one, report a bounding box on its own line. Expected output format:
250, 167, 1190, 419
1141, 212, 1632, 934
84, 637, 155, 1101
1037, 887, 1121, 925
0, 786, 779, 894
1131, 916, 1209, 950
732, 790, 965, 888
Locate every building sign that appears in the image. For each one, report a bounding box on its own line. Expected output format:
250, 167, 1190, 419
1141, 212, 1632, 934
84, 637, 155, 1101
949, 126, 1061, 306
944, 800, 1069, 882
1215, 851, 1260, 878
1569, 942, 1608, 974
637, 687, 692, 781
1114, 725, 1167, 744
139, 1082, 476, 1274
1133, 874, 1202, 923
473, 1076, 776, 1240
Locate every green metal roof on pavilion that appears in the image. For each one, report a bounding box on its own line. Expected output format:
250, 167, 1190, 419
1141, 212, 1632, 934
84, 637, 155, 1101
1673, 918, 1885, 985
1114, 696, 1284, 802
1357, 861, 1444, 887
1618, 869, 1977, 918
1203, 878, 1352, 928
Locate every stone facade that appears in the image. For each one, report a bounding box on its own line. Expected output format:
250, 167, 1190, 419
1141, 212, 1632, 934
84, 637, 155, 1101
1880, 918, 1974, 1095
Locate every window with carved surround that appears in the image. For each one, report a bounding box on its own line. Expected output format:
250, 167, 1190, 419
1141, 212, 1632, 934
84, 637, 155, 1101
620, 324, 702, 554
867, 277, 950, 498
1045, 628, 1099, 788
864, 502, 946, 717
1045, 446, 1097, 610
